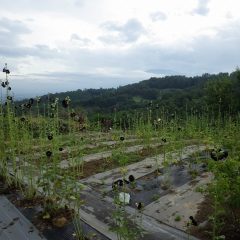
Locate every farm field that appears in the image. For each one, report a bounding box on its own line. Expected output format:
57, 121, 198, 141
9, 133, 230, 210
1, 69, 240, 240
1, 103, 240, 240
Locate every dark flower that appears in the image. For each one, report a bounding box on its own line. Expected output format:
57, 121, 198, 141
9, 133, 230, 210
20, 117, 25, 122
117, 179, 124, 186
2, 64, 10, 74
70, 112, 76, 118
210, 148, 228, 161
5, 81, 9, 85
128, 175, 135, 182
177, 127, 182, 131
112, 179, 124, 189
1, 82, 6, 88
47, 134, 53, 140
8, 87, 11, 90
189, 216, 198, 226
120, 136, 125, 141
7, 96, 12, 101
59, 123, 68, 133
62, 96, 70, 108
46, 151, 52, 157
62, 99, 68, 108
161, 138, 167, 143
135, 202, 143, 210
3, 67, 10, 74
59, 147, 63, 151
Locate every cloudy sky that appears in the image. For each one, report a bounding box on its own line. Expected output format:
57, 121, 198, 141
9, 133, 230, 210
0, 0, 239, 98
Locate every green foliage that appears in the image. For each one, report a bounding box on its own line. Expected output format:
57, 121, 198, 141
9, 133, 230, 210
174, 215, 181, 222
208, 158, 240, 208
111, 206, 144, 240
17, 70, 240, 123
205, 73, 233, 113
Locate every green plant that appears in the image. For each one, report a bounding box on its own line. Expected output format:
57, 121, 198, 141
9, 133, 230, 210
175, 215, 181, 221
151, 193, 160, 201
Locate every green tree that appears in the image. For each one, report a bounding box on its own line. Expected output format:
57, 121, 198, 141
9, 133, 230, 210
205, 74, 234, 114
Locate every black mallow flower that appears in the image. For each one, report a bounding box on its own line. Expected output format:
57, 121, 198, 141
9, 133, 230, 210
112, 179, 124, 189
161, 138, 167, 143
210, 148, 228, 161
1, 82, 6, 88
7, 96, 12, 101
62, 99, 68, 108
8, 87, 11, 90
3, 63, 10, 74
62, 96, 71, 108
47, 134, 53, 140
120, 136, 125, 141
70, 112, 76, 118
46, 151, 52, 157
59, 147, 63, 151
189, 216, 198, 226
20, 117, 25, 122
3, 68, 10, 74
135, 202, 143, 210
128, 175, 135, 182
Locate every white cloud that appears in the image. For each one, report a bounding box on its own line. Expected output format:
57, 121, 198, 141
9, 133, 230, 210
150, 11, 167, 21
0, 0, 239, 98
192, 0, 210, 16
70, 34, 91, 46
100, 18, 145, 44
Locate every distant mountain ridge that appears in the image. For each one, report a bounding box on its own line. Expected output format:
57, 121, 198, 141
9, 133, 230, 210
16, 71, 240, 116
37, 73, 222, 113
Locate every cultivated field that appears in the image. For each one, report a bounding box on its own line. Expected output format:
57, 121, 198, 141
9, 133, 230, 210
1, 72, 240, 240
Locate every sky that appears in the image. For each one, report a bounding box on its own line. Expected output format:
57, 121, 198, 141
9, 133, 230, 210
0, 0, 239, 99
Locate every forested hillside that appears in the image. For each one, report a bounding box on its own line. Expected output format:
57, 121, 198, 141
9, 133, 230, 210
17, 70, 240, 118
